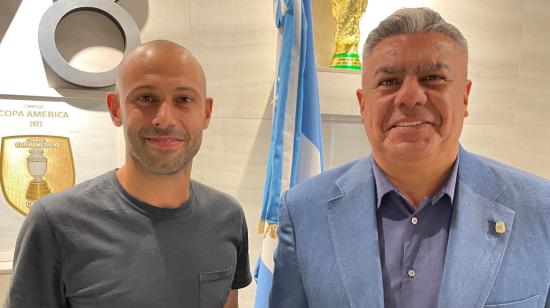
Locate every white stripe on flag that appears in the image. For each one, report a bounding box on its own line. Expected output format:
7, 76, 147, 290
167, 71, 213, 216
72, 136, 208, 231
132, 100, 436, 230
260, 235, 278, 273
296, 135, 322, 184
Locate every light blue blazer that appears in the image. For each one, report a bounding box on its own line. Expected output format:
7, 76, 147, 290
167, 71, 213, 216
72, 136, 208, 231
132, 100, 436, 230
270, 148, 550, 308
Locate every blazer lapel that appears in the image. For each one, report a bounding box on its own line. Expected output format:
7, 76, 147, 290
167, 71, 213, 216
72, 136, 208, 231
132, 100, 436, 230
438, 150, 515, 308
327, 158, 385, 308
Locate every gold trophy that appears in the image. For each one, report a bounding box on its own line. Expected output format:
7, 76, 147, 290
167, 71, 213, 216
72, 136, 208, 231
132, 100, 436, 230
329, 0, 368, 70
26, 148, 51, 201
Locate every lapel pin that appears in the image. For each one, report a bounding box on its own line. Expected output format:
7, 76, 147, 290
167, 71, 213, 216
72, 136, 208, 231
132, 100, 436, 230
495, 220, 506, 234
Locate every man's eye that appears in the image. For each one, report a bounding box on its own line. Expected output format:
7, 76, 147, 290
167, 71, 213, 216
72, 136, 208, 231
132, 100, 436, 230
378, 78, 400, 87
423, 75, 445, 82
136, 95, 155, 103
176, 96, 194, 104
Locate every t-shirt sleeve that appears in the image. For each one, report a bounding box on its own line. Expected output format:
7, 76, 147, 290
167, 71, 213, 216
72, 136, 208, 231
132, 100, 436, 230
4, 202, 66, 308
231, 209, 252, 289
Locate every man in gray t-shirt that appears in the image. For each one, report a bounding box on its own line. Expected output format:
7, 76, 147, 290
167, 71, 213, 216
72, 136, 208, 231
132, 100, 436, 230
5, 40, 251, 308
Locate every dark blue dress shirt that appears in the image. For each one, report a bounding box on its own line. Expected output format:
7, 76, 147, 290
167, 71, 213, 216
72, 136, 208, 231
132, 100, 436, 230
373, 159, 458, 308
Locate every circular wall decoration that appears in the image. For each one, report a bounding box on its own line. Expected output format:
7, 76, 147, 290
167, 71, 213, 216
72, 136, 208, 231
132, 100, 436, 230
38, 0, 140, 88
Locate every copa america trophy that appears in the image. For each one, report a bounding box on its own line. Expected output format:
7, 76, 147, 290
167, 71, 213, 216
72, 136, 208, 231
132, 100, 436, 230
329, 0, 368, 70
26, 148, 51, 201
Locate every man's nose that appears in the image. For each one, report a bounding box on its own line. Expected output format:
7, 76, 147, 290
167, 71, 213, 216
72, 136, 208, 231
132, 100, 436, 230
152, 100, 177, 128
394, 77, 428, 108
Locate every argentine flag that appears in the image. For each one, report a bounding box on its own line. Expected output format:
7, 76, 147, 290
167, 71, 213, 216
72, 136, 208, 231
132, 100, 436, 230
253, 0, 324, 307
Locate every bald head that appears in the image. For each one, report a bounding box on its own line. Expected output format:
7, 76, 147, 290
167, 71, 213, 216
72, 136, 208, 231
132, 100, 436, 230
107, 38, 213, 129
106, 39, 214, 177
116, 40, 207, 96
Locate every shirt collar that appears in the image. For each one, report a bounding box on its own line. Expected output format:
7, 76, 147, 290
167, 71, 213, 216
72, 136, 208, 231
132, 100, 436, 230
372, 154, 459, 210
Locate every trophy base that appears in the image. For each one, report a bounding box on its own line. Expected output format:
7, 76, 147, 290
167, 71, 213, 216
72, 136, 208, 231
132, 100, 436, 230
26, 180, 51, 201
330, 52, 361, 70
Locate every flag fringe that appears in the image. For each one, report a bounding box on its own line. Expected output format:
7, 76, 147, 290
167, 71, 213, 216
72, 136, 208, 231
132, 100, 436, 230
258, 220, 278, 239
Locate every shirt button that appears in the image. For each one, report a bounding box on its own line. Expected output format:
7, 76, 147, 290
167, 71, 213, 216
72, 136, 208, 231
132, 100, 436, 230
411, 217, 418, 225
407, 269, 416, 278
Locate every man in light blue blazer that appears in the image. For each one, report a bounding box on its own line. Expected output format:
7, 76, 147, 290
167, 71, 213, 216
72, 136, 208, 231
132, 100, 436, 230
270, 7, 550, 308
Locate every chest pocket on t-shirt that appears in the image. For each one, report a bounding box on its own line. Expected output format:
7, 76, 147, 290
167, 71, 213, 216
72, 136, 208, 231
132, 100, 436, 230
199, 267, 233, 308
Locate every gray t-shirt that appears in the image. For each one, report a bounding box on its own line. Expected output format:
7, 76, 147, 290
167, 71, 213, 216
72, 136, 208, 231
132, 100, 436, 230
4, 170, 252, 308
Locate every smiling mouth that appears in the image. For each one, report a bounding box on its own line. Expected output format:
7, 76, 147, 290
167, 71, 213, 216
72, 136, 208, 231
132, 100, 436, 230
145, 137, 184, 148
393, 121, 424, 128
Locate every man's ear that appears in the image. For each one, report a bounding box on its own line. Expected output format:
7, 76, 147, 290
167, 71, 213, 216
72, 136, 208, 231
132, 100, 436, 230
356, 88, 366, 123
107, 92, 122, 127
463, 79, 472, 118
202, 97, 213, 129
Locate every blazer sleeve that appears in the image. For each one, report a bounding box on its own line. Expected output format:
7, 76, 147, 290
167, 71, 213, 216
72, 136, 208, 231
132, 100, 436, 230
269, 191, 309, 308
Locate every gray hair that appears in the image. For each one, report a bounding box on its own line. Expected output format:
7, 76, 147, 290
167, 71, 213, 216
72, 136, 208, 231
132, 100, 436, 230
364, 7, 468, 57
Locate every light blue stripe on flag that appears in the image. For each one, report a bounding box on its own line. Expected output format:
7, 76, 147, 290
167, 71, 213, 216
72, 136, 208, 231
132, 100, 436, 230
254, 0, 323, 307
